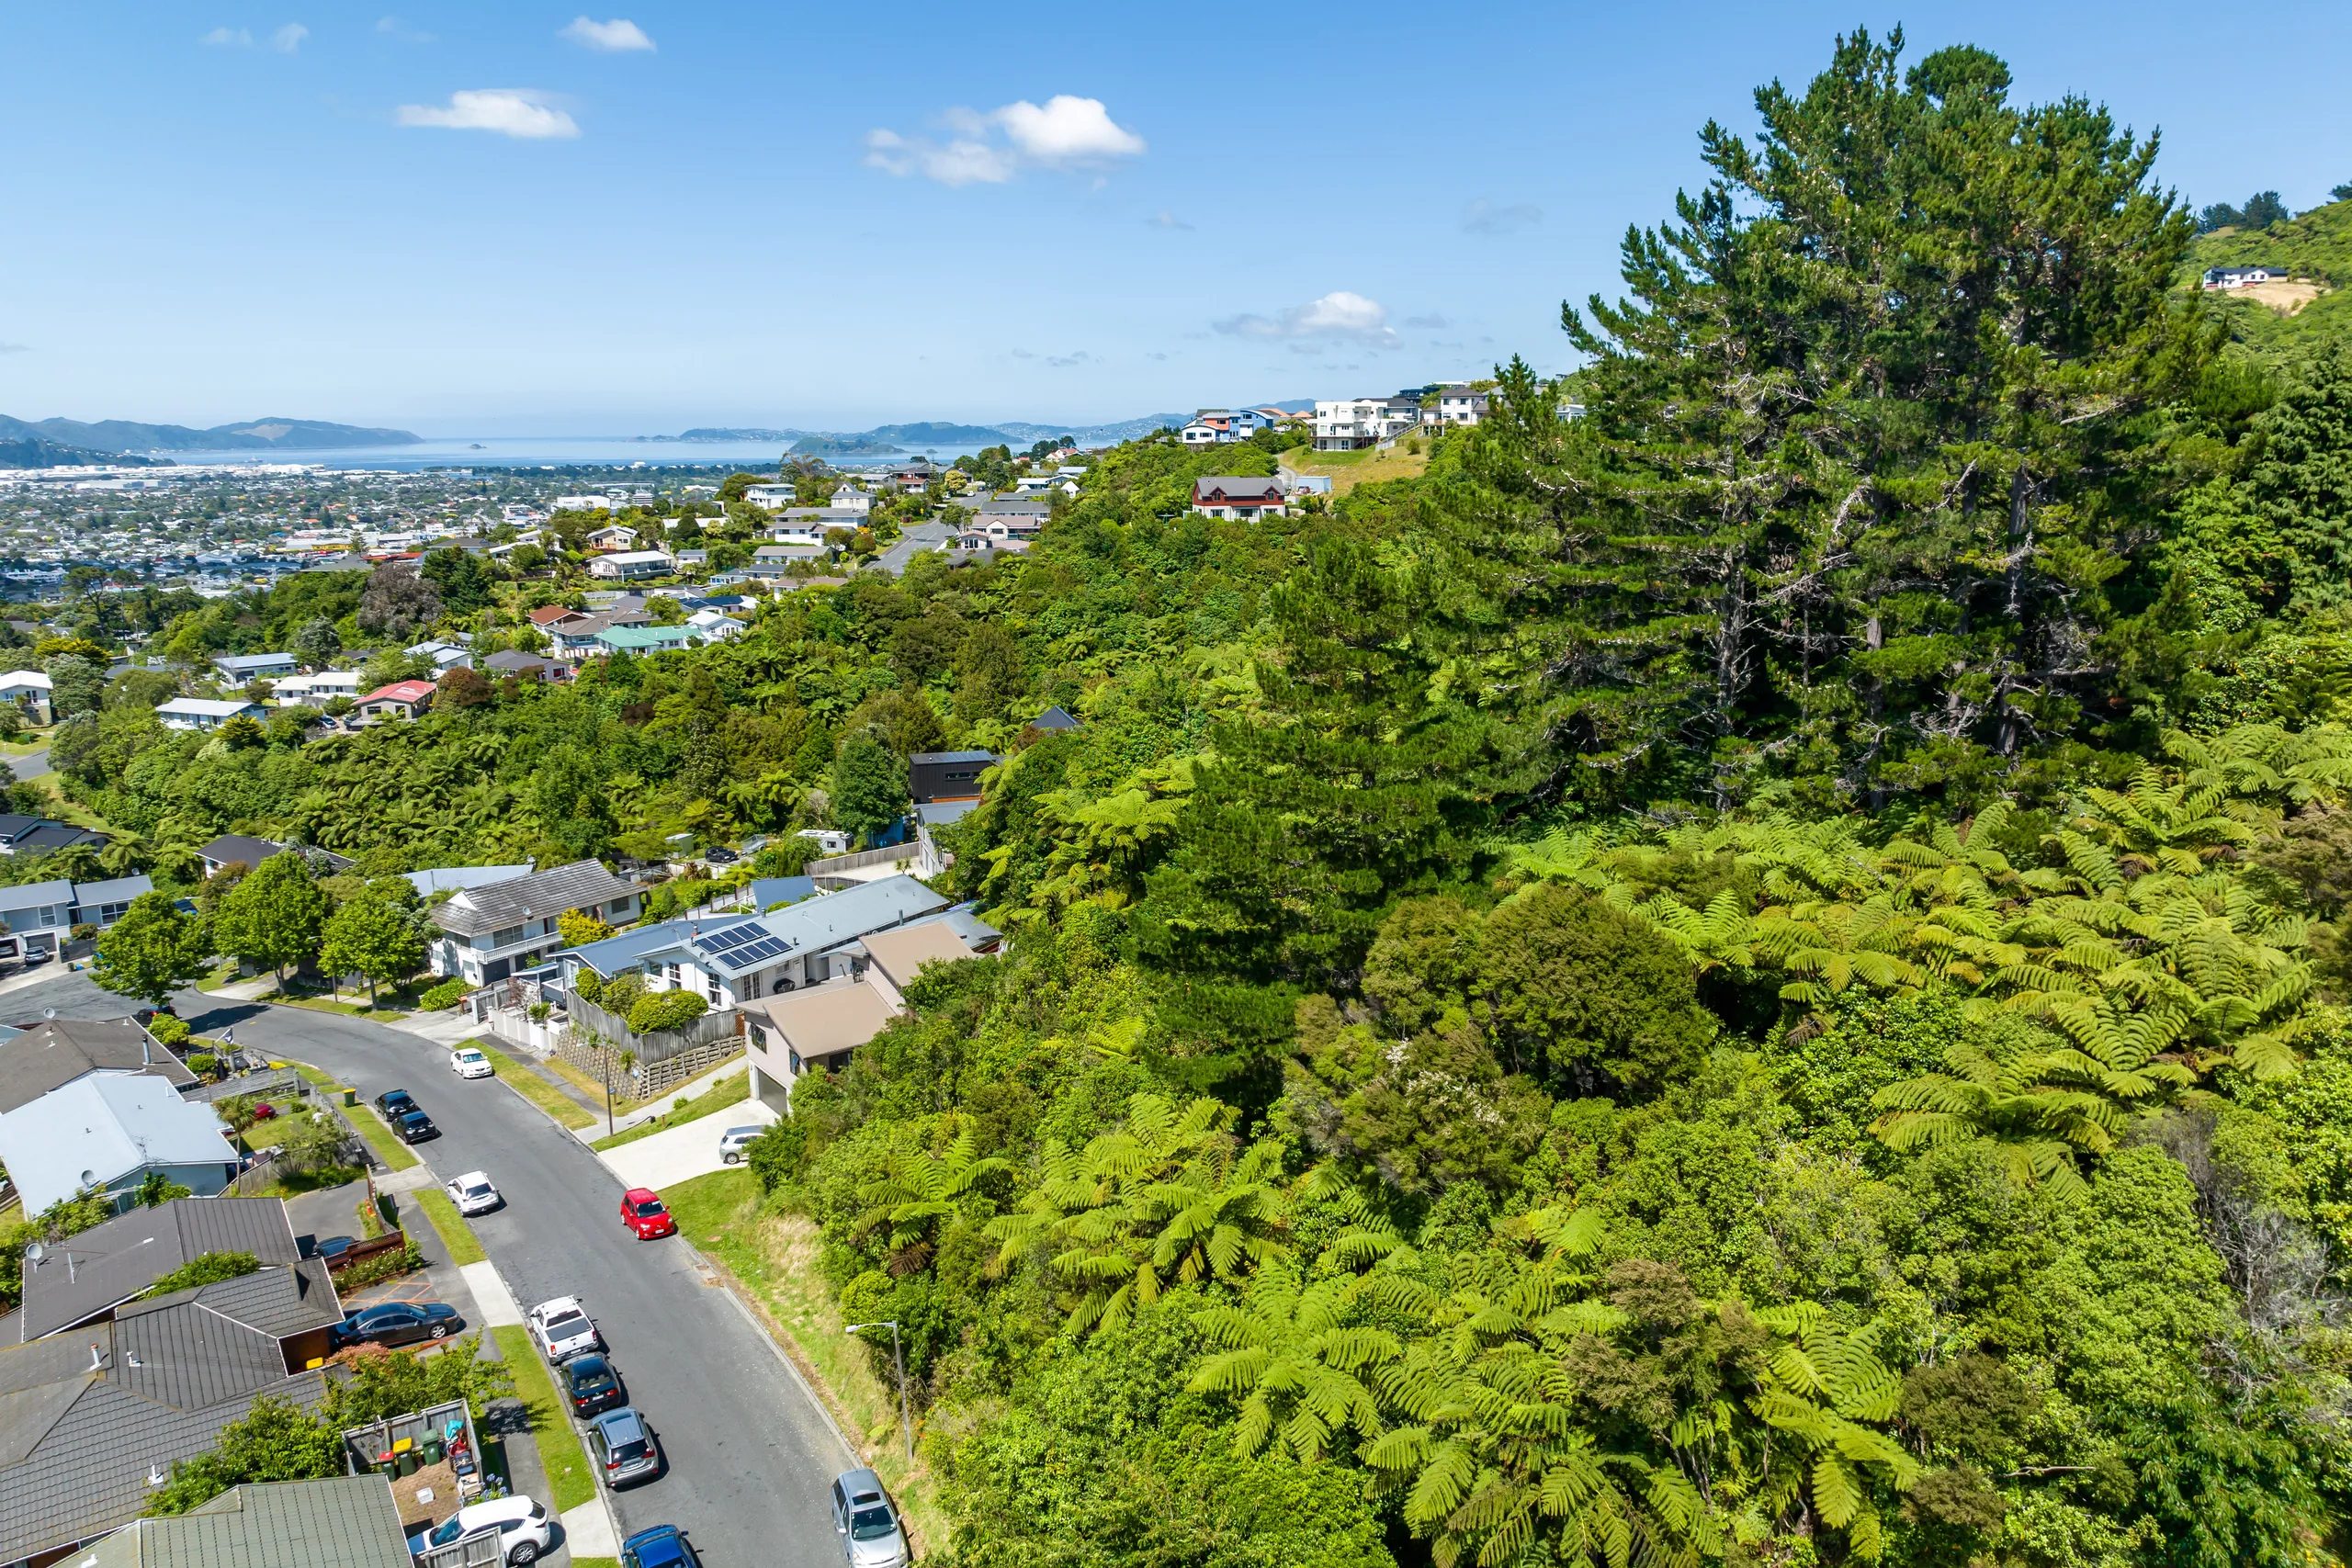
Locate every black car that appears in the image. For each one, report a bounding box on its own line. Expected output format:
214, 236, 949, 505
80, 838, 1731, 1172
396, 1110, 438, 1144
311, 1234, 357, 1263
337, 1302, 462, 1348
376, 1089, 418, 1118
704, 846, 738, 864
565, 1353, 626, 1416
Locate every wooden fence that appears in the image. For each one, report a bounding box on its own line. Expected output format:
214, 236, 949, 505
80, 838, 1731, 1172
557, 994, 745, 1100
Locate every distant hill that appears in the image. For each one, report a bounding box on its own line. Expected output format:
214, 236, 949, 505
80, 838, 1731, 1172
650, 428, 805, 443
645, 412, 1209, 455
2182, 197, 2352, 357
0, 414, 421, 454
993, 413, 1192, 445
0, 435, 169, 469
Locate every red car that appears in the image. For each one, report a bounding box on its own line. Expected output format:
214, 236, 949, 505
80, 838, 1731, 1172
620, 1188, 676, 1240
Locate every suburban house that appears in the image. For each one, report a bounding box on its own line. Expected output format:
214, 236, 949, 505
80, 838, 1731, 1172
740, 903, 999, 1099
0, 1310, 332, 1566
482, 649, 567, 682
1439, 389, 1491, 425
870, 520, 957, 577
155, 697, 266, 731
10, 1195, 329, 1352
0, 671, 51, 726
585, 550, 675, 581
0, 1072, 241, 1213
209, 651, 299, 682
0, 1017, 195, 1117
429, 858, 648, 987
594, 624, 693, 656
197, 834, 354, 879
404, 863, 532, 901
686, 609, 748, 642
78, 1476, 413, 1568
910, 750, 999, 804
748, 544, 828, 580
741, 483, 798, 511
0, 881, 77, 962
552, 494, 616, 513
582, 525, 637, 551
560, 873, 955, 1016
268, 670, 364, 707
1190, 477, 1289, 521
1178, 408, 1277, 446
67, 874, 154, 931
1314, 398, 1387, 450
0, 814, 108, 859
355, 679, 435, 724
827, 488, 873, 515
2203, 265, 2288, 289
775, 505, 869, 534
1032, 705, 1081, 733
404, 638, 473, 675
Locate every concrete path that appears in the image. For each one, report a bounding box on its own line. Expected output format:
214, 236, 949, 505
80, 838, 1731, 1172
603, 1057, 749, 1137
389, 1010, 480, 1047
459, 1261, 525, 1328
601, 1098, 778, 1192
560, 1501, 617, 1557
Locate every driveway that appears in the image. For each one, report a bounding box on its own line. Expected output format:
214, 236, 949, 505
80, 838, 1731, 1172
9, 748, 47, 780
10, 971, 859, 1568
603, 1100, 778, 1193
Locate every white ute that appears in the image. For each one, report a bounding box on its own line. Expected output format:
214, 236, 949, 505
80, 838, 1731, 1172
526, 1295, 602, 1362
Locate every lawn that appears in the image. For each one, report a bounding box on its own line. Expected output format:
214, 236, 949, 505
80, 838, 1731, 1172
262, 986, 417, 1021
491, 1325, 597, 1515
591, 1071, 750, 1152
345, 1100, 423, 1173
541, 1054, 644, 1120
470, 1041, 598, 1131
415, 1188, 488, 1267
1281, 443, 1431, 493
662, 1168, 944, 1552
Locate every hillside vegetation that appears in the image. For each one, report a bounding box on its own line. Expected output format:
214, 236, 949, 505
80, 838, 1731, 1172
2185, 197, 2352, 356
28, 30, 2352, 1568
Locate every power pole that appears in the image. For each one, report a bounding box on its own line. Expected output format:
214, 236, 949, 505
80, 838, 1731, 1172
845, 1320, 911, 1460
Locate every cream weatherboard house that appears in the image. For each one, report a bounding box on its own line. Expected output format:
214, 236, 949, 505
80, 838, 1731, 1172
429, 860, 648, 987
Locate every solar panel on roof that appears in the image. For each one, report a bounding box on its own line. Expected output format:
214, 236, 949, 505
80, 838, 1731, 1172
699, 922, 763, 953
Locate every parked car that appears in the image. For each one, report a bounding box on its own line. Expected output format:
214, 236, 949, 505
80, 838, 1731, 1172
311, 1234, 356, 1263
620, 1187, 676, 1240
451, 1046, 494, 1078
717, 1126, 763, 1165
587, 1405, 661, 1487
249, 1101, 277, 1121
447, 1170, 502, 1215
396, 1109, 439, 1144
526, 1295, 602, 1362
408, 1495, 554, 1566
564, 1352, 625, 1416
336, 1301, 462, 1348
830, 1469, 909, 1568
620, 1525, 702, 1568
704, 846, 739, 864
375, 1089, 418, 1118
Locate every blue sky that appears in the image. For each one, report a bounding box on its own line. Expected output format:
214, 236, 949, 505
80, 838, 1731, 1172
1, 2, 2346, 434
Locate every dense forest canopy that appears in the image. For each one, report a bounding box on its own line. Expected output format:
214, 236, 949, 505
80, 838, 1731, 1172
26, 29, 2352, 1568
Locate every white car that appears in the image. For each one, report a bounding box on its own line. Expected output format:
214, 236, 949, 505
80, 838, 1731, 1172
526, 1294, 602, 1362
446, 1170, 502, 1216
718, 1125, 763, 1165
450, 1046, 494, 1079
408, 1494, 554, 1566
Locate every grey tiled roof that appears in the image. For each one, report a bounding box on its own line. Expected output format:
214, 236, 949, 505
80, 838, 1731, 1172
0, 1018, 194, 1116
433, 858, 644, 937
0, 1323, 328, 1564
18, 1198, 300, 1343
113, 1298, 291, 1412
132, 1259, 342, 1343
81, 1475, 412, 1568
197, 834, 282, 870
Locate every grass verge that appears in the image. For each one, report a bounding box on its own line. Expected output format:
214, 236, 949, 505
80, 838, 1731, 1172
491, 1325, 597, 1515
591, 1071, 751, 1151
663, 1168, 944, 1552
541, 1054, 643, 1118
346, 1102, 423, 1172
471, 1041, 599, 1131
262, 988, 414, 1021
415, 1188, 488, 1266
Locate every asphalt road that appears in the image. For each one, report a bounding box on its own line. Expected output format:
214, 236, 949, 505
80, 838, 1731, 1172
9, 748, 47, 779
3, 971, 858, 1568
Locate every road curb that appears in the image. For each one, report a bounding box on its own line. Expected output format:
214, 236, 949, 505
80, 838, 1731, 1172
693, 1244, 863, 1469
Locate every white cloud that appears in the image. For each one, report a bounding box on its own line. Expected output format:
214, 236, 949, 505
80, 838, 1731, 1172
561, 17, 654, 51
1215, 291, 1399, 347
200, 27, 253, 45
199, 22, 304, 50
270, 22, 307, 51
1462, 197, 1542, 235
377, 16, 436, 42
865, 95, 1144, 186
397, 89, 580, 140
1147, 209, 1192, 231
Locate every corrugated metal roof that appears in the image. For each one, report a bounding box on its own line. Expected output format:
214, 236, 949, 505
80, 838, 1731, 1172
85, 1475, 412, 1568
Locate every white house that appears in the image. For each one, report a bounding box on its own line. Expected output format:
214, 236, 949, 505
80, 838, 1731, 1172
686, 609, 749, 641
155, 697, 266, 731
0, 1072, 241, 1215
270, 670, 364, 707
210, 652, 300, 682
404, 638, 474, 674
1439, 389, 1491, 425
586, 550, 675, 581
584, 524, 639, 551
827, 488, 873, 515
1314, 398, 1387, 451
430, 858, 648, 987
0, 670, 51, 725
742, 484, 798, 512
0, 879, 74, 960
1178, 409, 1276, 446
552, 495, 615, 513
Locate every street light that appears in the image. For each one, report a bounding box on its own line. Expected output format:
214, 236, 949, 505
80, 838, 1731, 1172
843, 1320, 911, 1460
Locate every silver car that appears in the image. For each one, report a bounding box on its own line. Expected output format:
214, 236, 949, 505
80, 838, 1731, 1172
831, 1468, 908, 1568
718, 1125, 763, 1165
589, 1405, 661, 1488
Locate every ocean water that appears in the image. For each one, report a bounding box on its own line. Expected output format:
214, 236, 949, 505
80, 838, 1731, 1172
149, 434, 977, 472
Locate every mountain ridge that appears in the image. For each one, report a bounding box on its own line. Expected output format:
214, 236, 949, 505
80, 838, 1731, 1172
0, 414, 423, 454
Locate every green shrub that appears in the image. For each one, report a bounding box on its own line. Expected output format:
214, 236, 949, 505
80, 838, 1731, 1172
148, 1014, 190, 1048
334, 1242, 424, 1291
146, 1250, 259, 1298
626, 989, 707, 1035
417, 979, 469, 1011
187, 1053, 219, 1077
